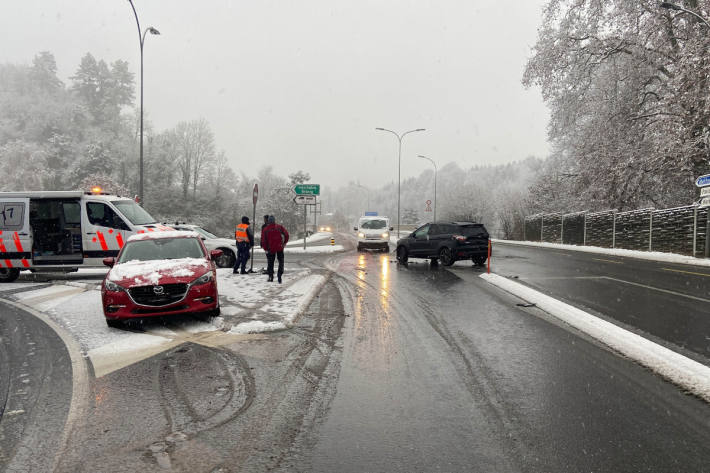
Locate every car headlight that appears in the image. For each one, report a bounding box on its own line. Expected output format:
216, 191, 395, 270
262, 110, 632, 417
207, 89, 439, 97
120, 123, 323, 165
104, 280, 125, 292
381, 232, 389, 238
358, 232, 365, 238
191, 272, 214, 285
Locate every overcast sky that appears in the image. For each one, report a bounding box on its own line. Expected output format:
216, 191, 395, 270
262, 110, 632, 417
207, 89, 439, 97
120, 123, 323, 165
2, 0, 550, 188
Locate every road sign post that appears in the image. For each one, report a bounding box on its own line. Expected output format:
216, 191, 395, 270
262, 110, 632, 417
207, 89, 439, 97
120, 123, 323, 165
696, 175, 710, 258
249, 183, 258, 272
293, 194, 317, 250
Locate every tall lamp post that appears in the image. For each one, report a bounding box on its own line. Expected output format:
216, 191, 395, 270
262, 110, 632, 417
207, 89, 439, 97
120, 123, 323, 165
355, 183, 370, 214
375, 127, 426, 238
660, 2, 710, 258
417, 155, 437, 222
127, 0, 160, 206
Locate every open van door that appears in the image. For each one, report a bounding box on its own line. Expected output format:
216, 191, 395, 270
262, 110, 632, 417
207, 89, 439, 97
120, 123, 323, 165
0, 197, 31, 277
82, 200, 130, 266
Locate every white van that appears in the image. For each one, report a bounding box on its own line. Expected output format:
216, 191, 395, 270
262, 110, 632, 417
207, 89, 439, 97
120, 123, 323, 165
354, 215, 393, 252
0, 190, 170, 282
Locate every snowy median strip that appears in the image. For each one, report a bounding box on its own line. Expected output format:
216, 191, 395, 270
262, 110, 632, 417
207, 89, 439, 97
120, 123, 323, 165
481, 272, 710, 403
229, 273, 327, 334
494, 239, 710, 267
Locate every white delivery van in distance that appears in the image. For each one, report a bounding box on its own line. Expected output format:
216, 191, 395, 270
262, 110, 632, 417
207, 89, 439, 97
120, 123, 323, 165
354, 215, 393, 252
0, 189, 169, 282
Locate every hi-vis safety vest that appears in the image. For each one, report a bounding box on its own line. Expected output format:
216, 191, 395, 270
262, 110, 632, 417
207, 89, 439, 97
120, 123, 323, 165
235, 223, 250, 242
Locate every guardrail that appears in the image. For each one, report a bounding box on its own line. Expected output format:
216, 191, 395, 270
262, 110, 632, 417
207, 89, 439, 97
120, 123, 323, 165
523, 205, 709, 257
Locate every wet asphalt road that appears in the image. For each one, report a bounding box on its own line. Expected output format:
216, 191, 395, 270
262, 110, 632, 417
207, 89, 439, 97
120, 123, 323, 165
300, 245, 710, 472
0, 299, 72, 472
489, 242, 710, 362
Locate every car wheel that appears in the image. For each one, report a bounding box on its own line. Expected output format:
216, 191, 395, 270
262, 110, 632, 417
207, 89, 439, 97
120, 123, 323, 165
356, 244, 362, 252
197, 307, 220, 321
215, 249, 236, 268
0, 268, 20, 283
106, 318, 123, 329
396, 246, 408, 264
472, 256, 487, 266
382, 244, 389, 252
439, 247, 455, 266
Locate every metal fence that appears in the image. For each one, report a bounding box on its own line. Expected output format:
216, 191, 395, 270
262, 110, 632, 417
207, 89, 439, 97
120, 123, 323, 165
523, 205, 709, 257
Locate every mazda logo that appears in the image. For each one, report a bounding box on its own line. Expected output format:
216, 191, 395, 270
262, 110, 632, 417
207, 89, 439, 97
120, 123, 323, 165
153, 286, 164, 295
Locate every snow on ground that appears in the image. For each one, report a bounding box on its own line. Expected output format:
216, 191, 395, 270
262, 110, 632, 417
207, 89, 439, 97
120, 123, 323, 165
495, 239, 710, 267
481, 272, 710, 402
217, 267, 326, 333
286, 232, 333, 246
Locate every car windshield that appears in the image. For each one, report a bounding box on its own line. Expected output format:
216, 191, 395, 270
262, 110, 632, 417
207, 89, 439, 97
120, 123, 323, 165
191, 226, 218, 239
360, 219, 387, 230
117, 237, 205, 263
111, 200, 157, 225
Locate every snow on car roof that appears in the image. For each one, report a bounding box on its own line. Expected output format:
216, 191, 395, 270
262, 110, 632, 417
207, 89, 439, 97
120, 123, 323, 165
127, 230, 200, 242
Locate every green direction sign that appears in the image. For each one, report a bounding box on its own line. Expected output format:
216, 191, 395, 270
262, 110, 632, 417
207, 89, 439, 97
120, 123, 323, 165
294, 184, 320, 195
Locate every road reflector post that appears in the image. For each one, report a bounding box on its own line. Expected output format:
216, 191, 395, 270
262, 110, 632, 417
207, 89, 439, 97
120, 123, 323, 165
487, 239, 492, 274
330, 237, 335, 246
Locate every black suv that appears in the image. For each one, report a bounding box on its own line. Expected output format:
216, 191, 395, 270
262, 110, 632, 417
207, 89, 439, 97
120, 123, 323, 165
395, 222, 489, 266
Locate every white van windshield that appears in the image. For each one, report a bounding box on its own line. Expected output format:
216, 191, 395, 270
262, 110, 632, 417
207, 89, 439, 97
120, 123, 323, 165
360, 219, 387, 230
111, 200, 157, 225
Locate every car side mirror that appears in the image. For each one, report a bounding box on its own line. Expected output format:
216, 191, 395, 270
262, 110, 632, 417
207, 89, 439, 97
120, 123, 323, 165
103, 257, 115, 267
210, 249, 223, 260
353, 227, 358, 231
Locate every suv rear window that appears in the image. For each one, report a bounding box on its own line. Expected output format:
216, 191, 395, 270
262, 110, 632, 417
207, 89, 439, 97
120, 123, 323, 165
459, 225, 488, 238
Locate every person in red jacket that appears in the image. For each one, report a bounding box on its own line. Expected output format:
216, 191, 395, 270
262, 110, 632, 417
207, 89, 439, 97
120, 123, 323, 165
261, 215, 290, 283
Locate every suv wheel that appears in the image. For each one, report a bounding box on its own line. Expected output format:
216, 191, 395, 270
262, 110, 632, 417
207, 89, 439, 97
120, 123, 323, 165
396, 246, 408, 264
0, 268, 20, 283
472, 256, 487, 266
438, 247, 455, 266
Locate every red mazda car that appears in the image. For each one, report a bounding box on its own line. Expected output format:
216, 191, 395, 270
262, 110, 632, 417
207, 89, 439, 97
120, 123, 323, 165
101, 231, 222, 327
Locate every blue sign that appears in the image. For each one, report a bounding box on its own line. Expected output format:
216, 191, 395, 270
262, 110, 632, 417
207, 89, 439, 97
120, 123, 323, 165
364, 211, 378, 216
697, 174, 710, 187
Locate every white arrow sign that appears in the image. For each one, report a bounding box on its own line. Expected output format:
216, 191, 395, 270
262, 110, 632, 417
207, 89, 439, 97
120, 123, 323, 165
293, 195, 316, 205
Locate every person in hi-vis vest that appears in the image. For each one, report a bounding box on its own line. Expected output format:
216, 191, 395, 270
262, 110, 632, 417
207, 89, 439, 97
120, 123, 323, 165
234, 216, 254, 274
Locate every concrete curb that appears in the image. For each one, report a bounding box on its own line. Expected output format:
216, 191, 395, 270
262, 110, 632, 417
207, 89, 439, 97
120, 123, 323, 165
480, 272, 710, 403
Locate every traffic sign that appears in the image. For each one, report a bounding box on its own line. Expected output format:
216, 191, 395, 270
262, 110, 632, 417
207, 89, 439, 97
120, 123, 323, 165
701, 187, 710, 197
699, 197, 710, 208
364, 211, 378, 216
696, 174, 710, 187
253, 183, 259, 205
294, 184, 320, 195
293, 195, 317, 205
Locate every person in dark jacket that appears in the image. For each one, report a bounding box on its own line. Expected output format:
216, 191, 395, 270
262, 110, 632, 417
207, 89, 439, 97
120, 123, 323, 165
233, 216, 254, 274
261, 215, 289, 283
259, 215, 270, 249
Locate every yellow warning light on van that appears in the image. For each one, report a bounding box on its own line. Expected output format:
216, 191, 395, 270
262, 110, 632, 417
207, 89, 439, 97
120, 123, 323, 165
90, 186, 103, 194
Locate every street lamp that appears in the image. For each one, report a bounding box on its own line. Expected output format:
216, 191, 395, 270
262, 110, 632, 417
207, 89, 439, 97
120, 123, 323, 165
127, 0, 160, 206
375, 127, 426, 238
354, 183, 370, 214
660, 2, 710, 28
417, 155, 437, 222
